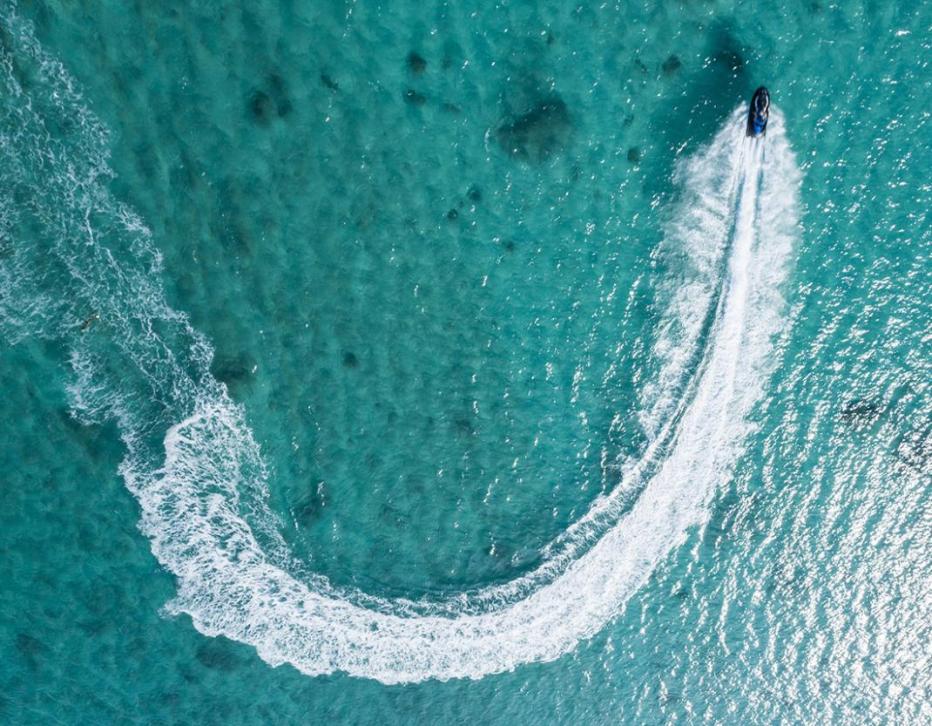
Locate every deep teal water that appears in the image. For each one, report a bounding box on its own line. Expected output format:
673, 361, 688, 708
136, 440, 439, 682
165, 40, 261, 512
1, 0, 929, 723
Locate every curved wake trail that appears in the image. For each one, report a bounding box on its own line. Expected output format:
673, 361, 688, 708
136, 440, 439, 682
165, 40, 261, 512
0, 6, 800, 684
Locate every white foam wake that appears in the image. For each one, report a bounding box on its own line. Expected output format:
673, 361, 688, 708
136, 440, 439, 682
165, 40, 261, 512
0, 4, 801, 685
133, 111, 799, 684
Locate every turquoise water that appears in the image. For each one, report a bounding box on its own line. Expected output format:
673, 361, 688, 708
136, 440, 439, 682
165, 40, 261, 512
1, 0, 929, 721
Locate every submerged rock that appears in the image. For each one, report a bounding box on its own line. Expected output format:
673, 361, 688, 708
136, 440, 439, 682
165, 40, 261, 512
711, 25, 747, 76
407, 51, 427, 74
211, 352, 257, 389
248, 90, 274, 125
196, 638, 243, 672
453, 416, 475, 436
716, 48, 745, 73
247, 73, 292, 124
267, 73, 292, 117
295, 481, 328, 526
15, 633, 45, 658
840, 397, 881, 422
14, 633, 45, 670
496, 96, 572, 163
662, 54, 682, 75
79, 311, 99, 331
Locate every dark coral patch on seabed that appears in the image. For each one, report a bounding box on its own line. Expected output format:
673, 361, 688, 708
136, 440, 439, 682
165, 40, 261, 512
407, 51, 427, 74
662, 54, 682, 75
496, 96, 573, 163
247, 72, 293, 124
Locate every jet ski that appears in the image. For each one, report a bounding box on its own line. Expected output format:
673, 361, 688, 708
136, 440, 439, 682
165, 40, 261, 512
746, 86, 770, 137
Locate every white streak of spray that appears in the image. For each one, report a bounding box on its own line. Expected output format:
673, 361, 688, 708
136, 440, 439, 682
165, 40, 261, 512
137, 112, 800, 684
0, 4, 801, 685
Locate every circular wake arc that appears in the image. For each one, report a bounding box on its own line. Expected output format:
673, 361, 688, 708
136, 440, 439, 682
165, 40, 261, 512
0, 6, 801, 685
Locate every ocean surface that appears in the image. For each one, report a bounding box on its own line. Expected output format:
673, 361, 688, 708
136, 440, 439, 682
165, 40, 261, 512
0, 0, 929, 722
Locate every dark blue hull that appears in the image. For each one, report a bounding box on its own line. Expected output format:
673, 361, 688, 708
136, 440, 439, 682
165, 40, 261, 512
747, 86, 770, 137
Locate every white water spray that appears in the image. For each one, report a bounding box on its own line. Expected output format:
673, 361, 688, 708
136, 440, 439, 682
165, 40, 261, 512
137, 111, 800, 684
0, 5, 801, 685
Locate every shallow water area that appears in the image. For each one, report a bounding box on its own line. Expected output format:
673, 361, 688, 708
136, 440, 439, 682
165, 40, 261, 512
1, 0, 930, 723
